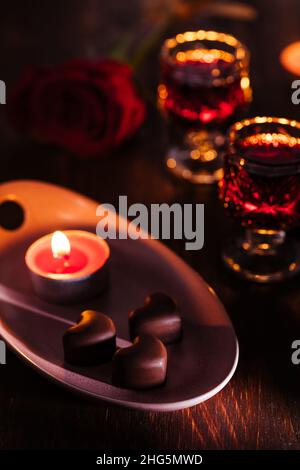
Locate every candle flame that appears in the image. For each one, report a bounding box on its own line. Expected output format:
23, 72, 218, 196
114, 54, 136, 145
51, 231, 71, 258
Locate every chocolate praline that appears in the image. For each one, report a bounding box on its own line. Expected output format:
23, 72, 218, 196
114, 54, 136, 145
63, 310, 116, 366
129, 292, 182, 344
112, 335, 167, 390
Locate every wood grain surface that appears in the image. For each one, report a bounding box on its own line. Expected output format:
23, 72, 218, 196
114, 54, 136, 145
1, 0, 300, 450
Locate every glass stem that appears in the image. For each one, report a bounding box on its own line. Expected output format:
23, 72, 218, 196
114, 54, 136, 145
244, 229, 286, 255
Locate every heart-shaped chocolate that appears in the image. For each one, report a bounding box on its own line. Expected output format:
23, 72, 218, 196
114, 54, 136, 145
112, 335, 167, 390
129, 292, 182, 344
63, 310, 116, 366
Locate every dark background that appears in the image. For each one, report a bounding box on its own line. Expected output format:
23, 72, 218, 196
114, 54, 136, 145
1, 0, 300, 450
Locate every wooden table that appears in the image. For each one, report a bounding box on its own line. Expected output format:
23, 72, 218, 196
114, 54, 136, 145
0, 0, 300, 450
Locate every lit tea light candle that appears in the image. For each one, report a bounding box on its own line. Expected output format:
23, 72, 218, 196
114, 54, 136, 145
25, 230, 110, 304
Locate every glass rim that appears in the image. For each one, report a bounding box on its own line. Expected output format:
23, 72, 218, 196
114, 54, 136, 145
228, 116, 300, 175
161, 29, 250, 67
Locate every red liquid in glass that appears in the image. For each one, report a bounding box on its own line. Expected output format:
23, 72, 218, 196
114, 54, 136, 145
220, 136, 300, 230
160, 57, 247, 124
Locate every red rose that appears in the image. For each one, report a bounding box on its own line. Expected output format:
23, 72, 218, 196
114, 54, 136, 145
8, 59, 145, 158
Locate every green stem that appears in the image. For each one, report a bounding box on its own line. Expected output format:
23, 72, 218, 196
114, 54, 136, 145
109, 32, 135, 63
110, 1, 214, 70
130, 17, 175, 71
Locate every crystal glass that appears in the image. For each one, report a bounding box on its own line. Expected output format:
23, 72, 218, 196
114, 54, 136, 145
158, 30, 252, 184
219, 117, 300, 282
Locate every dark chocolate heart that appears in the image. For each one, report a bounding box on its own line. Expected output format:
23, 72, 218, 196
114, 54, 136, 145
129, 292, 182, 344
112, 335, 167, 390
63, 310, 116, 366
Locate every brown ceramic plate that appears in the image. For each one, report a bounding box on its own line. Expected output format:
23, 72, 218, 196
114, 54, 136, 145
0, 180, 238, 411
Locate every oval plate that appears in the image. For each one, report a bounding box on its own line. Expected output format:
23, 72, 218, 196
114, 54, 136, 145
0, 180, 238, 411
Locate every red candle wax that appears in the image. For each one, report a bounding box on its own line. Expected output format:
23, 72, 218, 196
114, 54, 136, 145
34, 247, 87, 274
26, 230, 110, 280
